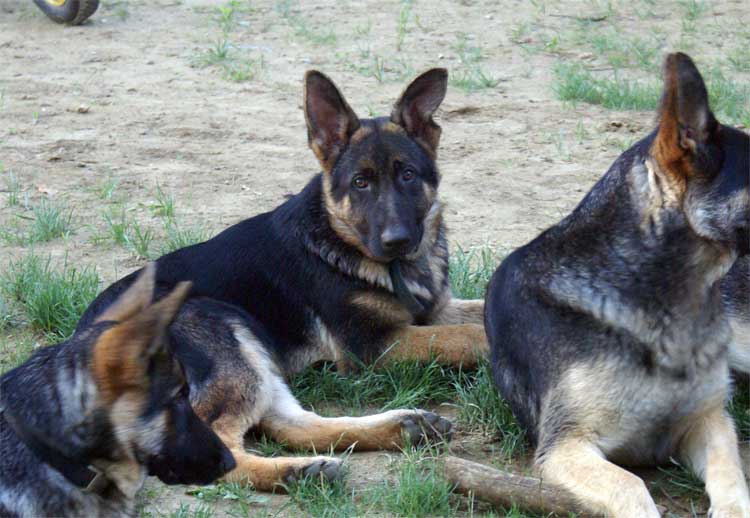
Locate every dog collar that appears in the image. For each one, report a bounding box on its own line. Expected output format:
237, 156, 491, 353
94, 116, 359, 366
389, 260, 425, 315
1, 407, 106, 493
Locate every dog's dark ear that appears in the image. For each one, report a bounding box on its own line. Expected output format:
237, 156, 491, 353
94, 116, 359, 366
391, 68, 448, 158
653, 53, 716, 179
304, 70, 360, 173
92, 281, 191, 403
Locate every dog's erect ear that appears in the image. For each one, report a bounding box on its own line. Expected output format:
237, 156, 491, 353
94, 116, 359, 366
391, 68, 448, 158
95, 263, 156, 324
304, 70, 360, 173
653, 53, 716, 179
92, 281, 191, 403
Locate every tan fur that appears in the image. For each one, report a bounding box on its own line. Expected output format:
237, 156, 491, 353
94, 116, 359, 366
535, 359, 749, 517
382, 324, 488, 368
263, 409, 433, 451
430, 296, 484, 325
679, 406, 750, 518
729, 318, 750, 374
350, 292, 412, 326
539, 438, 661, 517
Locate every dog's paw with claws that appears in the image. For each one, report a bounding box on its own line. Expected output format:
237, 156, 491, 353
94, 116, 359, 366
283, 457, 343, 485
400, 410, 453, 445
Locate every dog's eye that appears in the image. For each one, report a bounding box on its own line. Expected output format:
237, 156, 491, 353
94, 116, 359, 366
352, 176, 369, 189
401, 168, 416, 182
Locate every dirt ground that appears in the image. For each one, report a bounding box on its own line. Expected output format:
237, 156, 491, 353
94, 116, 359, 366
1, 0, 748, 516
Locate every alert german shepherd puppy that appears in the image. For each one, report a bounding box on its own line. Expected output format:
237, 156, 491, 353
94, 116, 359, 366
76, 69, 486, 490
0, 266, 235, 518
485, 53, 750, 517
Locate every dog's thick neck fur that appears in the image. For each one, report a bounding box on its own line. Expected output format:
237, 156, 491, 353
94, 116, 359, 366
0, 326, 140, 517
541, 135, 734, 377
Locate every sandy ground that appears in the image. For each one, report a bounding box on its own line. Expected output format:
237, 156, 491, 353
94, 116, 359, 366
1, 0, 748, 516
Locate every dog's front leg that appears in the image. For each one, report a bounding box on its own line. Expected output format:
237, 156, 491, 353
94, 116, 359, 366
381, 324, 487, 368
679, 406, 750, 518
429, 297, 485, 325
538, 438, 661, 518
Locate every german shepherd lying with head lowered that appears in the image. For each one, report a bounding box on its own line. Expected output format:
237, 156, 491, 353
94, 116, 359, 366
76, 69, 486, 490
1, 266, 235, 517
486, 53, 749, 517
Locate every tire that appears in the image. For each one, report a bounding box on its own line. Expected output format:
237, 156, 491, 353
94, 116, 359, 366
32, 0, 99, 25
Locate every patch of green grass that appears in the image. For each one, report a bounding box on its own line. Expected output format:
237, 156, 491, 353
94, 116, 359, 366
286, 472, 360, 517
583, 26, 660, 71
126, 221, 155, 260
187, 480, 269, 518
1, 200, 75, 245
450, 34, 500, 92
3, 168, 21, 207
705, 68, 750, 127
150, 185, 176, 219
652, 460, 705, 505
727, 46, 750, 73
102, 206, 130, 246
30, 199, 74, 242
553, 62, 660, 110
367, 446, 456, 517
0, 332, 36, 375
276, 0, 336, 46
169, 503, 213, 518
160, 221, 211, 254
292, 356, 459, 416
454, 360, 527, 459
395, 0, 413, 51
97, 174, 119, 201
449, 246, 499, 300
1, 254, 100, 343
729, 378, 749, 442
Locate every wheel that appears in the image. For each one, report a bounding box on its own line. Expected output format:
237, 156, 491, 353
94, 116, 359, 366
32, 0, 99, 25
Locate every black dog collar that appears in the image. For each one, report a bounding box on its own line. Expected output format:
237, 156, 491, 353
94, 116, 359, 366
388, 260, 425, 315
1, 408, 105, 492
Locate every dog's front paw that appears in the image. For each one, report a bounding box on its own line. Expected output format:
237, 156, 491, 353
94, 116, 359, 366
283, 457, 343, 485
400, 410, 453, 445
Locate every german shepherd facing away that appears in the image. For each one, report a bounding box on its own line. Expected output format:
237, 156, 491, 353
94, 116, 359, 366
0, 265, 235, 518
485, 53, 750, 517
76, 69, 486, 490
724, 256, 750, 374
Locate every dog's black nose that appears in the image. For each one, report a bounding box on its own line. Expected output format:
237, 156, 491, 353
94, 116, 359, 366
381, 225, 411, 254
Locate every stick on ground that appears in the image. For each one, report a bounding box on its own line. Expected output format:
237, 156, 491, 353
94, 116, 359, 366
443, 455, 593, 516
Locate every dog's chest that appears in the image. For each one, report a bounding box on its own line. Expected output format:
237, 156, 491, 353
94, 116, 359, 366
595, 361, 729, 464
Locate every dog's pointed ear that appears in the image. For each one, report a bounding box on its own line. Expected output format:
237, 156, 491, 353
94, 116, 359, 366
304, 70, 360, 173
653, 53, 716, 179
92, 281, 191, 403
95, 263, 156, 324
391, 68, 448, 158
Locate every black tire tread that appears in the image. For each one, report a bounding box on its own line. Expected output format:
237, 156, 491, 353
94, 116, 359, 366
70, 0, 98, 25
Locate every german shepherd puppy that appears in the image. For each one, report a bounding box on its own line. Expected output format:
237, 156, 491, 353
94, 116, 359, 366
724, 256, 749, 374
0, 265, 235, 518
75, 69, 486, 490
485, 53, 750, 517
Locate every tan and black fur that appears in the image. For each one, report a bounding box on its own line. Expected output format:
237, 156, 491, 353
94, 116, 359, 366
75, 69, 485, 491
0, 266, 235, 518
485, 53, 750, 517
